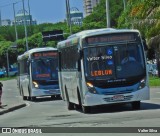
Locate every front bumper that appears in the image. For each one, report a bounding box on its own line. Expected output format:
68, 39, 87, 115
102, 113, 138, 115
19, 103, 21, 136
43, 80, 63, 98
83, 86, 150, 106
31, 88, 60, 97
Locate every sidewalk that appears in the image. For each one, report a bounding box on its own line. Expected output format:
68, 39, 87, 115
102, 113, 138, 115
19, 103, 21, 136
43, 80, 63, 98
0, 79, 26, 115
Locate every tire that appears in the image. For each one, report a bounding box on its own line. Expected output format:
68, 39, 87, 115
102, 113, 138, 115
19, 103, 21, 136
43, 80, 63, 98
65, 88, 74, 110
55, 95, 61, 100
31, 97, 36, 101
51, 95, 55, 99
77, 90, 91, 113
27, 96, 31, 101
132, 101, 141, 110
82, 105, 91, 113
21, 87, 27, 100
51, 95, 61, 100
23, 96, 27, 100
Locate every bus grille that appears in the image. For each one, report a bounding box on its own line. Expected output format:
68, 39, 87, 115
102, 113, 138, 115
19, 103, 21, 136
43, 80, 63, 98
103, 90, 134, 95
104, 95, 133, 102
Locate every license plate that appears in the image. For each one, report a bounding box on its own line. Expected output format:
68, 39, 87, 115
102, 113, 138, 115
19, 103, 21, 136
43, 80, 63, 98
113, 95, 124, 101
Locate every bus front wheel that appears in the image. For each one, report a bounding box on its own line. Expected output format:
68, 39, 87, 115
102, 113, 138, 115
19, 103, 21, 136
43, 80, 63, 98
21, 87, 27, 100
82, 106, 91, 114
31, 97, 36, 101
77, 90, 91, 113
23, 96, 27, 100
132, 101, 141, 110
65, 88, 74, 110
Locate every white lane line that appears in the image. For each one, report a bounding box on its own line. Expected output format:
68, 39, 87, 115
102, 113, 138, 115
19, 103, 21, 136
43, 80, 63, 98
25, 102, 30, 107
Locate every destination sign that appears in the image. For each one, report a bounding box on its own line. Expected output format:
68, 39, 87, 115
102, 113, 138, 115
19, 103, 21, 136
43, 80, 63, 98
91, 69, 113, 77
32, 51, 58, 58
36, 74, 50, 78
86, 33, 136, 44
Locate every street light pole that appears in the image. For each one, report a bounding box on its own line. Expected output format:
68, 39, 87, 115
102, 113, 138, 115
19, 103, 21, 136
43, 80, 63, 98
6, 45, 17, 77
13, 3, 18, 42
28, 0, 31, 26
66, 0, 69, 26
0, 9, 2, 26
123, 0, 126, 11
66, 0, 72, 35
106, 0, 110, 28
6, 50, 10, 77
22, 0, 29, 51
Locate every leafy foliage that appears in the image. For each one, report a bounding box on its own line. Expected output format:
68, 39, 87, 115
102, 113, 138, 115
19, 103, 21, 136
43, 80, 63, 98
118, 0, 160, 40
0, 0, 159, 68
83, 0, 123, 29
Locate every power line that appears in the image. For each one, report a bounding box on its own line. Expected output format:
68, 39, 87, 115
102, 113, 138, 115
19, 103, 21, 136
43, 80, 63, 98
0, 0, 13, 5
0, 0, 15, 7
0, 0, 21, 8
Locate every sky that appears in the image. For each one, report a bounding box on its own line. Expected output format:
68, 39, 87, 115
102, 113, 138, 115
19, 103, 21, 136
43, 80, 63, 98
0, 0, 84, 24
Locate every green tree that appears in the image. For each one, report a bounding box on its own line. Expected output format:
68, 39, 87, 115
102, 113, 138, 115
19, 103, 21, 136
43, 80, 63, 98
118, 0, 160, 39
83, 0, 123, 29
0, 41, 17, 68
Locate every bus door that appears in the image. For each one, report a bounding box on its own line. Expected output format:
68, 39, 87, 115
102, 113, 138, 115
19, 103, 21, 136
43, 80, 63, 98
19, 58, 30, 97
70, 47, 81, 104
58, 51, 65, 99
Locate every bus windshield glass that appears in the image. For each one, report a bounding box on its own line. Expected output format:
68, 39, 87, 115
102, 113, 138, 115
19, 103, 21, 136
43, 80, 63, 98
31, 51, 58, 81
83, 35, 145, 84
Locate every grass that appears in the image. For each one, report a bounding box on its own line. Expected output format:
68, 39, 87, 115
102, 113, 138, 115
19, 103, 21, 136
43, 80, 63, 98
0, 76, 17, 81
0, 76, 160, 87
149, 76, 160, 87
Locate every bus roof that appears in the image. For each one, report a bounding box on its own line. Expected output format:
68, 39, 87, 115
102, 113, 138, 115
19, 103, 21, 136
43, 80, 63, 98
17, 47, 57, 60
57, 28, 140, 49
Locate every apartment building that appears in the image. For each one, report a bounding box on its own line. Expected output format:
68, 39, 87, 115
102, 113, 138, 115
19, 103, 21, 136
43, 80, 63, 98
83, 0, 100, 16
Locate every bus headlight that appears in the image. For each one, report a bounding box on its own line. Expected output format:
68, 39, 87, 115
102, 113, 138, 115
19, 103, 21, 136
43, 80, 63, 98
86, 82, 98, 94
138, 78, 146, 90
33, 81, 39, 88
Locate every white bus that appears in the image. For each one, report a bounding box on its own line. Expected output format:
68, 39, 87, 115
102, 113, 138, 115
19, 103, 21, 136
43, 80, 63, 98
57, 28, 149, 113
17, 47, 60, 100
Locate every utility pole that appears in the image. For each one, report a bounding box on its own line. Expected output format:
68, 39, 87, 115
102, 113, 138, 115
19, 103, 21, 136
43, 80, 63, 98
6, 50, 10, 77
13, 3, 18, 42
0, 9, 1, 26
22, 0, 29, 51
123, 0, 126, 11
66, 0, 69, 26
28, 0, 31, 25
66, 0, 72, 35
106, 0, 110, 28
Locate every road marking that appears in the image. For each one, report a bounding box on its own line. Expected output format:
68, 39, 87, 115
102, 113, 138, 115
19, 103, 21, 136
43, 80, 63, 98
15, 96, 21, 98
25, 102, 30, 107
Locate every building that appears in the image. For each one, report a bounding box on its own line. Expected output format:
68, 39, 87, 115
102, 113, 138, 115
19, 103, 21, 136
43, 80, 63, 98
70, 7, 83, 26
83, 0, 100, 16
13, 9, 37, 26
1, 19, 12, 26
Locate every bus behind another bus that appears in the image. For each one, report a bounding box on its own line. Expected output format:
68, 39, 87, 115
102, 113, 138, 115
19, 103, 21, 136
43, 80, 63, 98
17, 47, 60, 100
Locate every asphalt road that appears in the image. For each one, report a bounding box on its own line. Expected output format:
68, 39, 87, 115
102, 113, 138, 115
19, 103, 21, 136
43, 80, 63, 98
0, 80, 160, 135
0, 92, 160, 127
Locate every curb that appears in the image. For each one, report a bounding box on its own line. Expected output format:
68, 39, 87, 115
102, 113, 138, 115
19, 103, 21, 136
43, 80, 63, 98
0, 103, 26, 115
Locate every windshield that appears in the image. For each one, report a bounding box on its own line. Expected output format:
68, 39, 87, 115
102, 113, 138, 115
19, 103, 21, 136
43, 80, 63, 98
84, 42, 145, 82
31, 57, 58, 81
